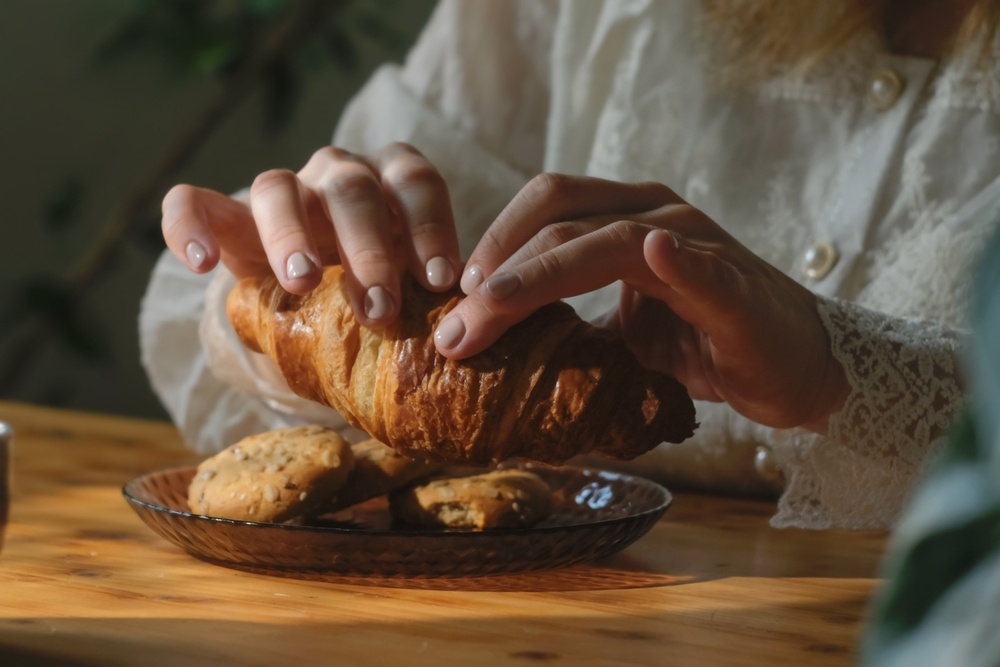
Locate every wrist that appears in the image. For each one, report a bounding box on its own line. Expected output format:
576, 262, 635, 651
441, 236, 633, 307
800, 340, 850, 435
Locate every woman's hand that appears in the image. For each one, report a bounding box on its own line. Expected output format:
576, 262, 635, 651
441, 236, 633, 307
160, 142, 461, 328
434, 174, 848, 432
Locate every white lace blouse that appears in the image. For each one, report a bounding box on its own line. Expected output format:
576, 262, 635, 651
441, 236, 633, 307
139, 0, 1000, 529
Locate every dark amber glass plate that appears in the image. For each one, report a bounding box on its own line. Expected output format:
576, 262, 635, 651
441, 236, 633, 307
123, 463, 670, 579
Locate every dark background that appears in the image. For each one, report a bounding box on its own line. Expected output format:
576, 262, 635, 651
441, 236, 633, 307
0, 0, 435, 421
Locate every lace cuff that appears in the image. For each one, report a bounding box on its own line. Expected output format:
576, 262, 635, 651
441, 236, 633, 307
771, 296, 967, 529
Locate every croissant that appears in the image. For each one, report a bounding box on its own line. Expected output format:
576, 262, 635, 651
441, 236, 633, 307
227, 265, 696, 465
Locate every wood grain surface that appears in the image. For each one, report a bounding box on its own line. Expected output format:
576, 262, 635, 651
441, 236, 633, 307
0, 401, 888, 667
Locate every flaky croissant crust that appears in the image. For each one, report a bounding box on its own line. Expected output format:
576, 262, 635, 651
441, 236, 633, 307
228, 265, 696, 465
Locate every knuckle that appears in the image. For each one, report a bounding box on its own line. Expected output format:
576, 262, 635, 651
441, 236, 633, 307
523, 172, 571, 206
659, 202, 717, 234
322, 167, 382, 203
162, 183, 196, 209
261, 222, 305, 249
251, 169, 297, 196
309, 145, 353, 167
160, 214, 181, 238
347, 245, 394, 273
161, 184, 198, 237
635, 180, 676, 202
382, 160, 444, 195
407, 217, 444, 245
380, 141, 422, 158
604, 219, 646, 246
160, 212, 182, 237
534, 251, 565, 280
475, 231, 507, 263
473, 296, 509, 320
533, 222, 578, 251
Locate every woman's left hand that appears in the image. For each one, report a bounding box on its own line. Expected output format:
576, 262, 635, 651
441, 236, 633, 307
434, 174, 847, 432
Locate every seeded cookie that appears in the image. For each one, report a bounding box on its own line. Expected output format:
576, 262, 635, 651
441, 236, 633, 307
187, 425, 354, 522
389, 468, 554, 530
323, 438, 444, 512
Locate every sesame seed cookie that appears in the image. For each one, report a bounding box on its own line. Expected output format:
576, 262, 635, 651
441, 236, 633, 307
187, 425, 354, 522
389, 468, 554, 530
323, 438, 444, 512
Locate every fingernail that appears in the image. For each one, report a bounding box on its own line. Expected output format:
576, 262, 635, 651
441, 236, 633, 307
484, 272, 520, 300
286, 252, 316, 280
426, 256, 455, 288
434, 316, 466, 350
461, 264, 484, 294
364, 286, 394, 320
185, 241, 207, 269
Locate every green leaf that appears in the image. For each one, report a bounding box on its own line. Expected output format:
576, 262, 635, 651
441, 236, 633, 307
933, 410, 982, 467
192, 37, 237, 75
862, 217, 1000, 666
876, 501, 1000, 638
969, 211, 1000, 445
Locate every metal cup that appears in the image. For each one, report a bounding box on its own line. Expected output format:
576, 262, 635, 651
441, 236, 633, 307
0, 422, 10, 554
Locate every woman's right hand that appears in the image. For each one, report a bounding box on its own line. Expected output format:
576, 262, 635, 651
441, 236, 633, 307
160, 142, 461, 328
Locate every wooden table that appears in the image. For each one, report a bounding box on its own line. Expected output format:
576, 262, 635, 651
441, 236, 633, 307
0, 401, 888, 666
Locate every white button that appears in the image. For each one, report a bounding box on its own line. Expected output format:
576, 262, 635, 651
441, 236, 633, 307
801, 241, 839, 280
868, 67, 905, 111
754, 445, 783, 484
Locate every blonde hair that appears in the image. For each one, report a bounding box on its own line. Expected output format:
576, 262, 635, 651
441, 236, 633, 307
700, 0, 1000, 80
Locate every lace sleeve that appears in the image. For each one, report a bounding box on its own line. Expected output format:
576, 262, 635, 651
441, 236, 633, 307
771, 297, 967, 529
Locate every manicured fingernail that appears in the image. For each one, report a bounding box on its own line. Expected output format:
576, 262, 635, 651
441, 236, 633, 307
484, 272, 520, 300
460, 264, 484, 294
185, 241, 207, 269
426, 256, 455, 288
434, 316, 465, 350
364, 286, 393, 320
286, 252, 316, 280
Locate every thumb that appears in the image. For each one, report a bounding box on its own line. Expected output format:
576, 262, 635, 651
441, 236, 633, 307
642, 228, 751, 344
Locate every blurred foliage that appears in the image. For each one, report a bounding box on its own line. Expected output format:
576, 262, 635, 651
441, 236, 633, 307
43, 177, 86, 231
0, 0, 424, 400
862, 220, 1000, 666
95, 0, 408, 131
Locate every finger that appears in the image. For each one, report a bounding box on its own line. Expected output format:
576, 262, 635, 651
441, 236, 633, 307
461, 175, 679, 293
643, 227, 802, 401
371, 143, 461, 292
161, 184, 261, 276
647, 229, 841, 427
249, 169, 323, 294
488, 203, 720, 277
498, 219, 611, 274
616, 287, 722, 402
435, 220, 659, 358
642, 228, 754, 342
306, 147, 401, 326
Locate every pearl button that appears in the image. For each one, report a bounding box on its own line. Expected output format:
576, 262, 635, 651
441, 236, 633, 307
754, 445, 783, 484
801, 241, 839, 280
868, 67, 905, 111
